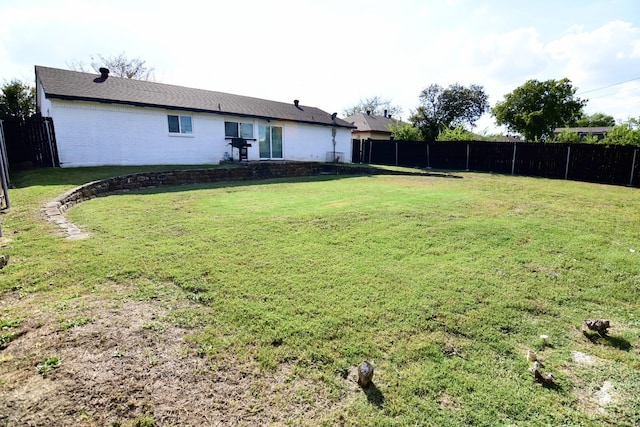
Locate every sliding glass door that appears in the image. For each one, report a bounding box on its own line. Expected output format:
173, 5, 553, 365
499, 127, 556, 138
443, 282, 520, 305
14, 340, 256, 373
259, 125, 283, 159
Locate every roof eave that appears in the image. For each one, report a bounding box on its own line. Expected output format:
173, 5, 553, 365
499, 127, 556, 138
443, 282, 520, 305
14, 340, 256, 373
45, 94, 356, 129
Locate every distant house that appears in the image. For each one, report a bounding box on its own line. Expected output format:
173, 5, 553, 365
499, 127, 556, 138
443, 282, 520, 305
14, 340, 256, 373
35, 66, 355, 167
345, 111, 402, 140
553, 127, 613, 141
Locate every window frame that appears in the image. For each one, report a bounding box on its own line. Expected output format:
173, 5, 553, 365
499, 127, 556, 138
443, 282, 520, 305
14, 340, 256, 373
168, 114, 194, 136
224, 121, 255, 139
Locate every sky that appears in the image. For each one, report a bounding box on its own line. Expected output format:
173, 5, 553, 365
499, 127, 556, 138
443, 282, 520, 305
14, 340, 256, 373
1, 0, 639, 134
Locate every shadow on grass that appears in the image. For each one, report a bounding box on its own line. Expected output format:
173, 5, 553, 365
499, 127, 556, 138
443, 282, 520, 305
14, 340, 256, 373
9, 164, 233, 188
582, 331, 632, 351
363, 382, 385, 408
10, 163, 431, 190
541, 380, 563, 392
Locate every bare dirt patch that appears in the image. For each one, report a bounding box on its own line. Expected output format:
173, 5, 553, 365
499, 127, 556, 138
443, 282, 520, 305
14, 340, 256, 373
0, 292, 359, 426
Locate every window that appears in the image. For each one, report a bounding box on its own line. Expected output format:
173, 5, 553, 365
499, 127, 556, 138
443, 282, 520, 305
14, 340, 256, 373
168, 115, 193, 134
225, 121, 253, 139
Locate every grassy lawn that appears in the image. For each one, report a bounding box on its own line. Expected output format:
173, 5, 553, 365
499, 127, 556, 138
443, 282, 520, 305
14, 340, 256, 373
1, 167, 639, 426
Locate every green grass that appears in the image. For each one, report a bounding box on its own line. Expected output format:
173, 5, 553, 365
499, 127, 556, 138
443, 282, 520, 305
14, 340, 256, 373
36, 356, 61, 378
2, 167, 640, 425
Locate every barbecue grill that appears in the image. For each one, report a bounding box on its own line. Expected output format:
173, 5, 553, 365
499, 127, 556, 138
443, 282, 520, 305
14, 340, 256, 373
228, 137, 252, 162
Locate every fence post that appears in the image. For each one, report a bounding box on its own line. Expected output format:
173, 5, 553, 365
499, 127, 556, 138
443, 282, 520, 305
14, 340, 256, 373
630, 148, 638, 187
466, 143, 470, 171
511, 142, 517, 175
0, 119, 10, 209
395, 140, 398, 166
44, 119, 56, 167
426, 143, 430, 169
565, 145, 571, 180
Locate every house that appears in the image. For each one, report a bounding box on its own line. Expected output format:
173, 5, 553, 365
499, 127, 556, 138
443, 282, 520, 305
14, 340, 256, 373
553, 127, 613, 141
345, 111, 402, 140
35, 66, 355, 167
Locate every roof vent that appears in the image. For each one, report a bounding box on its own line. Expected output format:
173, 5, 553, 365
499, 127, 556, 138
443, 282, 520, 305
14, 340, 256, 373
294, 99, 299, 107
331, 112, 337, 122
94, 67, 110, 83
384, 109, 388, 118
366, 110, 371, 115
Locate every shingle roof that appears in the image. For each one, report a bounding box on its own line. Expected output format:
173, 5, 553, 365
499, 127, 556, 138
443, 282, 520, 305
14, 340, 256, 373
345, 113, 402, 133
553, 127, 613, 134
35, 66, 354, 128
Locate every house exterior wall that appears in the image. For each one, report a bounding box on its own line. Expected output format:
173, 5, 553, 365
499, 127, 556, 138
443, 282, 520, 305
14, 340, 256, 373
43, 99, 352, 167
273, 122, 352, 163
352, 130, 393, 140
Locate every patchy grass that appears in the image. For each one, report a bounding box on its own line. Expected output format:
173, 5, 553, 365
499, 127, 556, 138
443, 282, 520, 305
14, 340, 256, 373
36, 356, 60, 378
1, 167, 639, 426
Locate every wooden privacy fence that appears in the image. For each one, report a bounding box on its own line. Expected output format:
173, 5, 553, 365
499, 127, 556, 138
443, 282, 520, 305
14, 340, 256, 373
0, 120, 9, 209
1, 116, 60, 169
352, 139, 640, 187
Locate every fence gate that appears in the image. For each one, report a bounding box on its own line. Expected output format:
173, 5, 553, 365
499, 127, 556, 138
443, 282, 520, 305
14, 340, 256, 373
2, 116, 60, 169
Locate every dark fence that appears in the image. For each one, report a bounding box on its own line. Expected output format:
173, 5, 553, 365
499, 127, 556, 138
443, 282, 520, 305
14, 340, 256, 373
0, 120, 9, 209
352, 139, 640, 187
2, 116, 60, 169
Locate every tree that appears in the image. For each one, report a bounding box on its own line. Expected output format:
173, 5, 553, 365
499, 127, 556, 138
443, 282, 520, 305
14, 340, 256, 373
0, 79, 36, 119
342, 96, 402, 118
492, 78, 587, 141
574, 112, 616, 127
68, 52, 155, 80
388, 121, 423, 140
409, 83, 489, 142
437, 126, 478, 141
601, 118, 640, 146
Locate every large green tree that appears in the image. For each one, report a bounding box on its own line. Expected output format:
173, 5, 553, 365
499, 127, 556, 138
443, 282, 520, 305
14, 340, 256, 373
0, 80, 36, 119
409, 83, 489, 142
342, 96, 402, 118
492, 78, 586, 141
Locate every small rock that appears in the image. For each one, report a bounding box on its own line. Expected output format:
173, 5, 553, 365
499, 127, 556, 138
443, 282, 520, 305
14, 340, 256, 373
584, 319, 610, 336
358, 361, 374, 388
526, 349, 537, 362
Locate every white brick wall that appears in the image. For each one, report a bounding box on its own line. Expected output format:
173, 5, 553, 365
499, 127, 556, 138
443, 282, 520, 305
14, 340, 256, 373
47, 99, 352, 167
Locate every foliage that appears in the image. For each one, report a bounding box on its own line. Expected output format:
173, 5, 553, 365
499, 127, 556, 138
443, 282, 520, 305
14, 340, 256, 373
492, 78, 587, 142
601, 118, 640, 146
68, 52, 155, 80
410, 83, 489, 142
342, 95, 402, 118
574, 112, 616, 127
553, 130, 600, 144
0, 80, 35, 119
553, 130, 581, 143
388, 121, 423, 140
437, 126, 478, 141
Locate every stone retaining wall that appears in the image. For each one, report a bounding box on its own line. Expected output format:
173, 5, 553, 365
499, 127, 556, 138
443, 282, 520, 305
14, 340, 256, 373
42, 162, 449, 239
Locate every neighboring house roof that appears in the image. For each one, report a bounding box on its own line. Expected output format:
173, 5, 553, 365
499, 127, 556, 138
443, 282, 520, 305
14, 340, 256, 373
345, 112, 402, 133
553, 127, 613, 134
35, 66, 354, 129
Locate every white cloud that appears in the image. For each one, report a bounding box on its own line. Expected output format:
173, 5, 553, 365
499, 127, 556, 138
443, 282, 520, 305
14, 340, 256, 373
547, 20, 640, 89
470, 27, 548, 84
